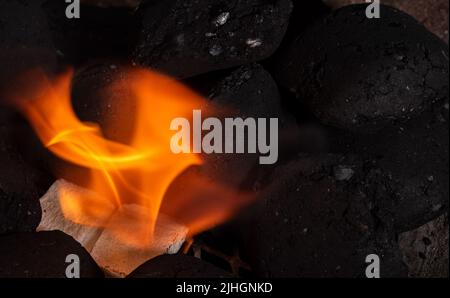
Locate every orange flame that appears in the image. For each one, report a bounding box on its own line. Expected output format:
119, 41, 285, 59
8, 67, 251, 249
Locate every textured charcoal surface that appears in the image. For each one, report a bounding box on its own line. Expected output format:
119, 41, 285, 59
0, 0, 57, 93
399, 213, 449, 278
330, 100, 449, 232
237, 154, 407, 277
273, 4, 449, 132
43, 0, 138, 65
209, 64, 284, 118
128, 254, 232, 278
132, 0, 293, 78
323, 0, 449, 43
0, 231, 104, 278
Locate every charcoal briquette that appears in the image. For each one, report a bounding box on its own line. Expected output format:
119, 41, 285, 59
273, 4, 449, 132
0, 231, 104, 278
132, 0, 293, 78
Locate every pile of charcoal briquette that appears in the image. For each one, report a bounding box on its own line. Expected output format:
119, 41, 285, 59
0, 0, 448, 278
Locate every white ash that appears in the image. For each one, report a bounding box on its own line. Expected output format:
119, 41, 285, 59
246, 38, 262, 48
215, 12, 230, 26
333, 165, 355, 181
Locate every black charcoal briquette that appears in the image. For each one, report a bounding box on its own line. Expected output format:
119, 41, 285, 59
132, 0, 293, 78
0, 231, 104, 278
274, 4, 449, 132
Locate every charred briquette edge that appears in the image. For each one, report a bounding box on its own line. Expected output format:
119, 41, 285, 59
273, 4, 449, 132
236, 154, 407, 278
42, 0, 139, 65
128, 254, 232, 278
0, 231, 104, 278
132, 0, 293, 79
322, 0, 449, 43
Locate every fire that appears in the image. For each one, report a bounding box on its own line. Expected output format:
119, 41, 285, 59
7, 67, 250, 249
